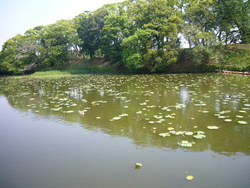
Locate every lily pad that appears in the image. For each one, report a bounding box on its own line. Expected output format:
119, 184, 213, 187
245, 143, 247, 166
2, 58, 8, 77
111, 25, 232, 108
159, 132, 171, 137
195, 131, 205, 134
184, 131, 194, 136
238, 121, 247, 125
135, 163, 142, 169
193, 134, 206, 139
174, 131, 185, 135
167, 127, 175, 131
193, 131, 206, 139
239, 110, 246, 113
64, 110, 74, 113
207, 126, 219, 130
218, 116, 226, 119
178, 140, 193, 147
186, 175, 194, 181
110, 116, 121, 121
169, 130, 176, 135
201, 110, 209, 113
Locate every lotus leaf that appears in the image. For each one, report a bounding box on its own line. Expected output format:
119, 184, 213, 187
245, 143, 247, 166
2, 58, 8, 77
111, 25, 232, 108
207, 126, 219, 129
178, 140, 193, 147
135, 163, 142, 168
159, 133, 171, 137
238, 121, 247, 125
184, 131, 194, 136
186, 175, 194, 180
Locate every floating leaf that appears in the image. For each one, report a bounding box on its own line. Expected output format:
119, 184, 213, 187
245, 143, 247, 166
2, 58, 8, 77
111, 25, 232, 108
201, 110, 209, 113
186, 175, 194, 181
110, 116, 121, 121
51, 107, 62, 111
194, 103, 206, 107
238, 121, 247, 125
193, 131, 206, 139
119, 113, 128, 117
174, 131, 185, 135
184, 131, 194, 136
169, 130, 176, 134
63, 110, 74, 114
193, 134, 206, 139
167, 127, 174, 131
239, 110, 246, 113
159, 132, 171, 137
207, 126, 219, 130
195, 131, 205, 134
135, 163, 142, 169
178, 140, 193, 147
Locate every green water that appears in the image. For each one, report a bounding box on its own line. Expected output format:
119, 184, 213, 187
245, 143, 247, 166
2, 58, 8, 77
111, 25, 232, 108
0, 73, 249, 188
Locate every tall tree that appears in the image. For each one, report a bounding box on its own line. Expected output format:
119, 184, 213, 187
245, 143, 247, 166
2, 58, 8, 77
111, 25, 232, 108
101, 12, 129, 64
41, 19, 79, 67
121, 0, 183, 72
76, 5, 112, 58
183, 0, 217, 47
0, 34, 28, 73
215, 0, 250, 44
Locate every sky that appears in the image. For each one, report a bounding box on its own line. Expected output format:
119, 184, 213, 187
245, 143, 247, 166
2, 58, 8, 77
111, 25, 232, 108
0, 0, 123, 49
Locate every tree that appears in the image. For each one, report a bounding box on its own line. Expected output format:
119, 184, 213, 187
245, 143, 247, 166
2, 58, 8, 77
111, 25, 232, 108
215, 0, 250, 44
101, 13, 129, 64
0, 34, 29, 74
121, 0, 182, 72
76, 6, 111, 58
41, 19, 79, 68
183, 0, 217, 47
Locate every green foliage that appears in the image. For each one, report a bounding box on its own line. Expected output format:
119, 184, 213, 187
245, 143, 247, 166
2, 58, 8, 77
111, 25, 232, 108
76, 6, 112, 58
101, 13, 129, 64
0, 20, 79, 74
218, 45, 250, 71
0, 0, 249, 75
215, 0, 250, 44
0, 34, 31, 74
41, 20, 79, 68
125, 53, 144, 71
183, 0, 218, 47
119, 0, 182, 72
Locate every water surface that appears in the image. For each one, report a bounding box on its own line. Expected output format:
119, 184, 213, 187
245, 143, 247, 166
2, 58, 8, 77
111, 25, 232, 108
0, 74, 249, 188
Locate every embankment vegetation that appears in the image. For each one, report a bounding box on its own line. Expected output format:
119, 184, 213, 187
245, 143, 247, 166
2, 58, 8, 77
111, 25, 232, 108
0, 0, 249, 75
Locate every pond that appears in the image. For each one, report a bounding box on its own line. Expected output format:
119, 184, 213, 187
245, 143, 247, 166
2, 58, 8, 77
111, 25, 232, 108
0, 73, 249, 188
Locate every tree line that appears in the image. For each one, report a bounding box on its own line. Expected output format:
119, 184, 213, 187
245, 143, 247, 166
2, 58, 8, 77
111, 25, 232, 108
0, 0, 249, 74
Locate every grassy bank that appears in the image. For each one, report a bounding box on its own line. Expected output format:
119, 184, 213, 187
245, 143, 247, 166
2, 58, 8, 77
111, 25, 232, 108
66, 66, 117, 74
20, 70, 72, 79
24, 66, 119, 78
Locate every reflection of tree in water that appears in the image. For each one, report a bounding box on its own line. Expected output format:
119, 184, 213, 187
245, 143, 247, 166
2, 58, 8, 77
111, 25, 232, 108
0, 74, 249, 156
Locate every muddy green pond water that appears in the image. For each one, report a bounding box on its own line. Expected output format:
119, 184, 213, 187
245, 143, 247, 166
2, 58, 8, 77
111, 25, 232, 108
0, 73, 249, 188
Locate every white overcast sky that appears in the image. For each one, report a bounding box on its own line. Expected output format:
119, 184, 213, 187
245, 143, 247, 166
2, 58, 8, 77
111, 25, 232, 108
0, 0, 123, 49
